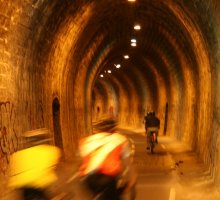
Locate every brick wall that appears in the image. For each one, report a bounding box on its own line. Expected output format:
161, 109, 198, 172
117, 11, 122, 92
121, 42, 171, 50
0, 0, 220, 198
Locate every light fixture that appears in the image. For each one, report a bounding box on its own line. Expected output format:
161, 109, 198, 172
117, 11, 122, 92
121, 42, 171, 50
100, 74, 104, 77
107, 70, 111, 73
131, 43, 136, 47
131, 38, 136, 43
128, 0, 136, 2
134, 24, 141, 30
115, 64, 121, 69
124, 55, 129, 59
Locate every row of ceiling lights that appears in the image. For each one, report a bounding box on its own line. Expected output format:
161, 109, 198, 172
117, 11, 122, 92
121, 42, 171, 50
99, 64, 121, 77
100, 0, 139, 78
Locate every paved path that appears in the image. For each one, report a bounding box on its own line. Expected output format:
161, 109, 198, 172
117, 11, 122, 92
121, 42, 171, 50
5, 128, 220, 200
52, 129, 177, 200
122, 129, 176, 200
115, 128, 220, 200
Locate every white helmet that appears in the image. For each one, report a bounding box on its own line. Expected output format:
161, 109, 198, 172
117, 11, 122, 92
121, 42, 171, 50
79, 132, 130, 176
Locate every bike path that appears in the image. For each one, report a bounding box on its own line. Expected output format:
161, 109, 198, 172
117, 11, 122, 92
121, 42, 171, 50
124, 130, 176, 200
38, 128, 220, 200
122, 128, 220, 200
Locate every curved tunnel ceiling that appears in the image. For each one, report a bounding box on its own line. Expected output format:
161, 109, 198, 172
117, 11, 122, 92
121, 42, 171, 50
27, 0, 218, 147
1, 0, 220, 189
80, 0, 215, 122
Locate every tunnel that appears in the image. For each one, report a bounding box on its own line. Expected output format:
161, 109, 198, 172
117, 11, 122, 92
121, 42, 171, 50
0, 0, 220, 199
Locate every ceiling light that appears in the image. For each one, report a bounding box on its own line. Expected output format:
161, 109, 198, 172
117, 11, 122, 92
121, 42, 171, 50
115, 64, 121, 69
100, 74, 104, 77
131, 43, 136, 47
108, 70, 111, 73
124, 55, 129, 59
128, 0, 136, 2
134, 24, 141, 30
131, 38, 136, 43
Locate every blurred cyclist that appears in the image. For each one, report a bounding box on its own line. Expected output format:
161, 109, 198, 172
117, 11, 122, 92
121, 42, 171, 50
8, 128, 61, 200
78, 117, 136, 200
144, 112, 160, 149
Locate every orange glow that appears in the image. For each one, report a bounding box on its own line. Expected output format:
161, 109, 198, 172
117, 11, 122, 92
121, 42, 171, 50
8, 145, 61, 189
134, 24, 141, 30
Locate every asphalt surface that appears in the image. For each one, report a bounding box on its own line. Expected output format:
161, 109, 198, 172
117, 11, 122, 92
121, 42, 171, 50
5, 128, 220, 200
120, 129, 176, 200
122, 129, 220, 200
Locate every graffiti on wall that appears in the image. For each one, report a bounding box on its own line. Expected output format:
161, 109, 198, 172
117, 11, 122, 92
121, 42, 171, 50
0, 101, 18, 175
27, 100, 45, 130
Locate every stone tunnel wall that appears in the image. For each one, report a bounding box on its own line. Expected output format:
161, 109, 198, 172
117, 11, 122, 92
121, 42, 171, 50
0, 0, 220, 197
0, 0, 46, 196
211, 0, 220, 188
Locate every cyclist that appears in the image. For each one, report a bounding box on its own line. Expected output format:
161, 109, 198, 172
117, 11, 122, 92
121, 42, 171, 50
144, 112, 160, 150
78, 117, 136, 200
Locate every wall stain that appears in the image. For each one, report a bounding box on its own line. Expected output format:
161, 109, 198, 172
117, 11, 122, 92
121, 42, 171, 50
0, 102, 18, 175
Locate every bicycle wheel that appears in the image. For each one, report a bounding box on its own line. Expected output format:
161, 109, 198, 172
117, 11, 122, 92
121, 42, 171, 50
150, 142, 154, 154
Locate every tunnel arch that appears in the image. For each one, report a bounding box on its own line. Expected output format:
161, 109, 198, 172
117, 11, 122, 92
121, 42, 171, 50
1, 0, 220, 190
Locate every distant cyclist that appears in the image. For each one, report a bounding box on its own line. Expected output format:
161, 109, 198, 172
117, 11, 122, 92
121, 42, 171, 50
144, 112, 160, 149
